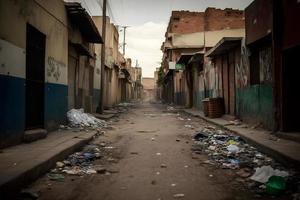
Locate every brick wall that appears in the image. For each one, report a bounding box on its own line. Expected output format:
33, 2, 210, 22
169, 11, 204, 34
205, 8, 244, 32
167, 8, 244, 35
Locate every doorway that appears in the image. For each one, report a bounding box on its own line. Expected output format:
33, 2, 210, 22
25, 24, 46, 130
282, 45, 300, 131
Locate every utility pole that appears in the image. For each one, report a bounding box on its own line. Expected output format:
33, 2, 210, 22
97, 0, 107, 114
121, 26, 128, 56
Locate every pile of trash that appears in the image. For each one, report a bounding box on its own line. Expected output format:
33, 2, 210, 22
67, 109, 107, 128
47, 142, 116, 181
192, 126, 298, 196
193, 126, 278, 170
48, 144, 102, 179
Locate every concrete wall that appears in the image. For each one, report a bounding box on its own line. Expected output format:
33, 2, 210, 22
235, 39, 274, 130
0, 0, 68, 147
92, 16, 121, 109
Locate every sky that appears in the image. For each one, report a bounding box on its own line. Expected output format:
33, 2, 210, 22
81, 0, 253, 77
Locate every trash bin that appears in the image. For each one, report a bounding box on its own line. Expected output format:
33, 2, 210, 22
207, 97, 224, 118
202, 98, 209, 117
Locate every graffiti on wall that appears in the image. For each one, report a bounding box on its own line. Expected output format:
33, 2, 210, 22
47, 57, 65, 81
236, 38, 250, 88
259, 47, 272, 83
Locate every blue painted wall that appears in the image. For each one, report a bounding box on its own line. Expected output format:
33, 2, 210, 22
0, 75, 25, 148
0, 74, 68, 148
44, 83, 68, 131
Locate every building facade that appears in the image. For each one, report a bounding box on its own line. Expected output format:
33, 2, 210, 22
160, 8, 245, 109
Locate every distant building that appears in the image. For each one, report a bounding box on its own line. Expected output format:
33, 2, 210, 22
142, 77, 155, 101
161, 8, 245, 108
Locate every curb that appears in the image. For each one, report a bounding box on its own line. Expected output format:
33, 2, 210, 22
0, 131, 97, 199
183, 110, 300, 169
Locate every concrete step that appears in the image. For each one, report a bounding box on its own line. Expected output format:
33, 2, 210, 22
0, 130, 97, 198
23, 129, 47, 143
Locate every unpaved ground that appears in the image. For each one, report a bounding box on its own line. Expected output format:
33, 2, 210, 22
24, 103, 289, 200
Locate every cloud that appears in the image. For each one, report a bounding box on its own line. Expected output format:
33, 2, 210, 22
124, 22, 167, 77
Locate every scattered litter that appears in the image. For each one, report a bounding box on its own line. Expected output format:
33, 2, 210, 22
167, 106, 175, 111
156, 172, 160, 175
189, 126, 296, 196
227, 144, 240, 153
67, 109, 107, 128
184, 165, 189, 168
184, 125, 193, 128
156, 153, 161, 156
151, 180, 157, 185
209, 174, 214, 177
236, 168, 252, 178
160, 164, 167, 168
118, 102, 135, 107
138, 130, 157, 133
151, 137, 155, 141
104, 146, 114, 149
173, 193, 185, 198
94, 166, 106, 174
171, 183, 177, 187
266, 176, 287, 195
48, 173, 65, 182
178, 117, 184, 121
176, 139, 181, 142
250, 165, 289, 183
56, 161, 65, 168
193, 131, 209, 141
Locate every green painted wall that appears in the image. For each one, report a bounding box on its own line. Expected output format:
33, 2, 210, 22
236, 84, 274, 130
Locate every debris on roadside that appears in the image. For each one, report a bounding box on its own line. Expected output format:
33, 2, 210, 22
190, 125, 298, 197
47, 141, 117, 180
67, 108, 107, 128
173, 193, 185, 198
117, 102, 135, 107
184, 124, 193, 129
160, 164, 167, 168
250, 165, 289, 183
167, 106, 175, 111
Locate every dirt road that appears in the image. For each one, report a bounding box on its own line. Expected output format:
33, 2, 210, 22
27, 103, 272, 200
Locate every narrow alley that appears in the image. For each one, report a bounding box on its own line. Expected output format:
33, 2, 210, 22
1, 0, 300, 199
16, 102, 295, 200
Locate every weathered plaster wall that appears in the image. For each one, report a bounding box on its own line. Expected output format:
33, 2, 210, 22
235, 39, 274, 130
0, 0, 68, 147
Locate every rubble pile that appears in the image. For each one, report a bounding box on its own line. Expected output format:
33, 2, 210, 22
191, 126, 299, 196
67, 109, 107, 128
